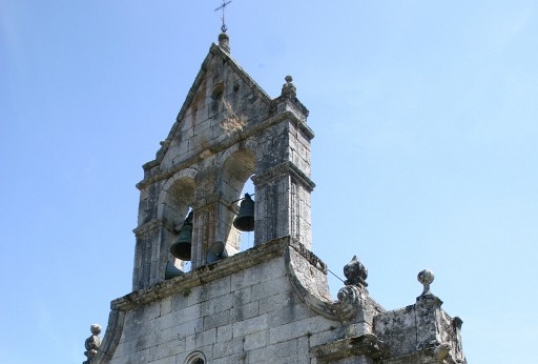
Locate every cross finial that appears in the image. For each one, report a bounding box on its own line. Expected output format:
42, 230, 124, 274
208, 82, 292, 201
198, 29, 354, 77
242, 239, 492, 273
215, 0, 232, 33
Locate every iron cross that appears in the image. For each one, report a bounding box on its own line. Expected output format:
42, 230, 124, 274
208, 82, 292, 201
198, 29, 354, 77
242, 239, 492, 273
215, 0, 232, 33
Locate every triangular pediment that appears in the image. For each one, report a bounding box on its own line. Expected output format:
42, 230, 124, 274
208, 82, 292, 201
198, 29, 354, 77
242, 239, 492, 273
153, 41, 274, 169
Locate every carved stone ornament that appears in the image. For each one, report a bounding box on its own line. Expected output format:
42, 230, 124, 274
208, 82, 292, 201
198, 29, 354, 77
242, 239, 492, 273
434, 342, 452, 360
281, 75, 297, 99
336, 285, 361, 305
82, 324, 101, 364
218, 32, 230, 52
343, 255, 368, 288
417, 269, 435, 297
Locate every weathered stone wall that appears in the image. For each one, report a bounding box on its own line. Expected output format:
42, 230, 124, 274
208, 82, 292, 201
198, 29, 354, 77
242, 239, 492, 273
107, 249, 340, 364
374, 296, 466, 364
94, 237, 467, 364
94, 238, 400, 364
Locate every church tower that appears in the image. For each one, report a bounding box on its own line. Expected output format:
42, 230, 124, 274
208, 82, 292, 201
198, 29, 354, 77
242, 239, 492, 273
85, 31, 468, 364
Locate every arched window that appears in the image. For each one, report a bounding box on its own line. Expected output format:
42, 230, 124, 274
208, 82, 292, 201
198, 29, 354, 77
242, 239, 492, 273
185, 351, 206, 364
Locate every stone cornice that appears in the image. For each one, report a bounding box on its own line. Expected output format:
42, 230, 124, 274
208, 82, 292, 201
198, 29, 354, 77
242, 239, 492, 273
251, 161, 316, 192
380, 346, 460, 364
132, 218, 174, 238
311, 334, 387, 363
115, 237, 336, 315
111, 237, 290, 311
272, 96, 312, 137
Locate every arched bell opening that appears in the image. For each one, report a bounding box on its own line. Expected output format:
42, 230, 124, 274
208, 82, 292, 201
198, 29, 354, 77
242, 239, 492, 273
159, 176, 196, 275
219, 149, 256, 257
237, 178, 255, 251
170, 208, 193, 272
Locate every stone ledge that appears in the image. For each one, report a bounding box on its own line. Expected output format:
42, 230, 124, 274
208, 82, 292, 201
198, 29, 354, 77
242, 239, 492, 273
380, 346, 462, 364
311, 334, 387, 363
252, 161, 316, 192
132, 218, 174, 237
272, 95, 312, 134
111, 236, 291, 311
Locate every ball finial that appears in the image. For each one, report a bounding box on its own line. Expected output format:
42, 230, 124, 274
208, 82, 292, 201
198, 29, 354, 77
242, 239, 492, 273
90, 324, 101, 335
417, 269, 435, 297
417, 269, 434, 285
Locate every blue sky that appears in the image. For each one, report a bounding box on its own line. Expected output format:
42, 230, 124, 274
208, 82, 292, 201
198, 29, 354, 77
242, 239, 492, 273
1, 1, 537, 363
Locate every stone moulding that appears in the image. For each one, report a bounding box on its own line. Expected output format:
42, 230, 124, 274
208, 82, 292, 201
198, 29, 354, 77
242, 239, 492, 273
379, 346, 462, 364
251, 160, 316, 192
112, 237, 288, 311
312, 334, 387, 363
132, 218, 174, 238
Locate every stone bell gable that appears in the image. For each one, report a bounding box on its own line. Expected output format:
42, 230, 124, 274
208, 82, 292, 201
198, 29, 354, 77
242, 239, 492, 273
83, 32, 468, 364
132, 32, 315, 291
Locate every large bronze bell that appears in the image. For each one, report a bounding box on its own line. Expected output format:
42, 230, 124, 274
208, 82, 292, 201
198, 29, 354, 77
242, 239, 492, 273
170, 212, 193, 261
233, 193, 255, 232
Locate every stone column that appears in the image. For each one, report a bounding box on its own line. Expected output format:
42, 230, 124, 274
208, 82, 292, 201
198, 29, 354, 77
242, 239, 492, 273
252, 91, 315, 248
191, 192, 238, 269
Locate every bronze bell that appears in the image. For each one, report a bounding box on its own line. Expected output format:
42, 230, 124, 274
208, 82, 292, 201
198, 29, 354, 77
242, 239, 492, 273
165, 261, 185, 280
233, 193, 255, 232
170, 212, 193, 261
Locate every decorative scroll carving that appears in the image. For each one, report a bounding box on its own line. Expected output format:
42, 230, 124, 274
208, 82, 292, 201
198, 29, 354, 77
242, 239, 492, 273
336, 285, 361, 305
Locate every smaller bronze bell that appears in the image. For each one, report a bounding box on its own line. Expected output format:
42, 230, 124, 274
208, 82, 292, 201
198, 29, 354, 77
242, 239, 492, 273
233, 193, 255, 232
170, 212, 193, 261
165, 261, 185, 280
